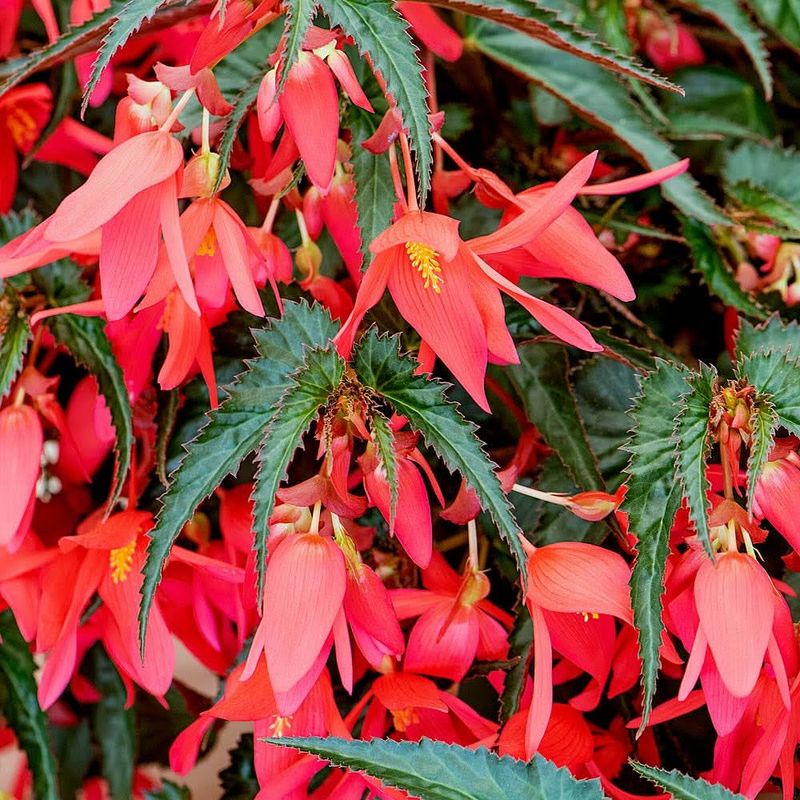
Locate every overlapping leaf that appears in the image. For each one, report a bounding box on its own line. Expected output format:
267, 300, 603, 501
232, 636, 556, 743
738, 349, 800, 437
0, 287, 31, 401
631, 762, 746, 799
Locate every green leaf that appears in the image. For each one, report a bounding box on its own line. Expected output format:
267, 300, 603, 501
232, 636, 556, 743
143, 782, 192, 800
682, 0, 772, 100
738, 349, 800, 436
266, 736, 608, 800
0, 611, 59, 800
682, 217, 769, 320
510, 342, 605, 491
82, 0, 167, 112
214, 62, 270, 193
726, 181, 800, 235
347, 105, 395, 268
251, 346, 345, 600
51, 719, 92, 800
746, 0, 800, 54
319, 0, 431, 204
219, 734, 259, 799
277, 0, 318, 91
140, 301, 338, 649
353, 330, 525, 571
724, 141, 800, 207
370, 408, 400, 522
747, 397, 777, 511
0, 287, 31, 400
87, 646, 136, 800
623, 360, 689, 731
673, 364, 717, 556
465, 19, 727, 225
631, 762, 745, 799
499, 606, 533, 721
735, 314, 800, 361
42, 313, 133, 511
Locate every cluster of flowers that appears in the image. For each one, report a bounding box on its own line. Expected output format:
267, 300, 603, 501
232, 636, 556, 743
1, 1, 798, 798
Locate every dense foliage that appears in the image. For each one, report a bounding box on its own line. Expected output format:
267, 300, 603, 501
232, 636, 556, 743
1, 0, 799, 797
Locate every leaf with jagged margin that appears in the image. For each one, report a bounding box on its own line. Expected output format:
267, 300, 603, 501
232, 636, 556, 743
213, 61, 271, 193
370, 407, 400, 522
266, 736, 608, 800
0, 287, 31, 401
746, 397, 777, 512
0, 0, 199, 93
680, 0, 772, 97
82, 0, 167, 112
510, 342, 605, 491
430, 0, 680, 93
0, 611, 59, 800
348, 105, 395, 268
319, 0, 431, 205
581, 326, 658, 374
220, 733, 258, 799
673, 364, 717, 556
465, 19, 727, 225
251, 346, 345, 601
42, 313, 132, 512
745, 0, 800, 55
725, 181, 800, 236
277, 0, 318, 93
735, 314, 800, 362
88, 646, 135, 800
499, 605, 533, 721
631, 762, 746, 799
738, 349, 800, 437
140, 301, 339, 650
623, 360, 690, 732
353, 329, 526, 572
682, 217, 769, 320
723, 141, 800, 207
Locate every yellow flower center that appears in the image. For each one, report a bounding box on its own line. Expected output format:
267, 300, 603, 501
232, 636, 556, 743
405, 241, 443, 294
391, 707, 419, 732
6, 107, 37, 149
109, 539, 137, 583
197, 228, 217, 257
269, 714, 293, 737
579, 611, 600, 622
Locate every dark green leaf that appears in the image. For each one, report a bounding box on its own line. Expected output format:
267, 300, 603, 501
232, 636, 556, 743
140, 302, 338, 649
266, 736, 608, 799
624, 360, 689, 731
724, 141, 800, 207
319, 0, 431, 204
143, 781, 192, 800
0, 287, 31, 400
251, 346, 345, 600
674, 364, 717, 555
82, 0, 167, 112
51, 719, 91, 800
156, 389, 181, 487
631, 762, 745, 799
0, 611, 59, 800
499, 606, 532, 721
738, 349, 800, 436
87, 646, 136, 800
747, 397, 777, 511
726, 181, 800, 236
370, 408, 400, 522
277, 0, 318, 92
510, 342, 605, 491
746, 0, 800, 54
347, 106, 395, 268
354, 330, 525, 571
735, 314, 800, 361
682, 217, 769, 320
219, 734, 259, 799
466, 19, 727, 225
42, 313, 132, 511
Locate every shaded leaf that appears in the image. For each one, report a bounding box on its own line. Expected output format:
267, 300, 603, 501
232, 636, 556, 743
499, 606, 533, 721
266, 736, 608, 800
370, 407, 400, 522
735, 314, 800, 361
277, 0, 318, 91
0, 287, 31, 401
631, 762, 745, 799
746, 0, 800, 54
747, 397, 777, 511
738, 349, 800, 436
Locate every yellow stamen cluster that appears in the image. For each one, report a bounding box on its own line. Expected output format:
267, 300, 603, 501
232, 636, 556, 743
196, 228, 217, 257
579, 611, 600, 622
109, 539, 137, 583
405, 241, 443, 294
269, 714, 293, 737
391, 707, 420, 732
7, 108, 37, 149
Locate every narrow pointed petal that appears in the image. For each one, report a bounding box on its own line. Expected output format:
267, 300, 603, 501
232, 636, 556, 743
326, 50, 373, 111
525, 602, 553, 758
578, 159, 689, 196
159, 177, 200, 316
213, 202, 264, 316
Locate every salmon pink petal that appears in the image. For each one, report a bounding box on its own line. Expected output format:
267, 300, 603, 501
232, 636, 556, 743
158, 294, 202, 390
371, 211, 461, 261
45, 131, 183, 241
344, 566, 404, 656
169, 717, 215, 775
333, 608, 353, 693
398, 2, 463, 61
0, 405, 43, 544
526, 542, 632, 622
701, 658, 749, 735
677, 625, 707, 701
208, 660, 277, 721
280, 52, 338, 192
525, 602, 553, 758
326, 49, 373, 111
695, 552, 774, 698
0, 132, 18, 213
262, 533, 346, 693
159, 177, 200, 316
474, 252, 602, 352
38, 629, 78, 709
257, 69, 282, 142
469, 152, 597, 255
372, 672, 447, 712
755, 459, 800, 553
387, 247, 490, 410
214, 202, 264, 316
579, 159, 689, 196
404, 602, 479, 680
